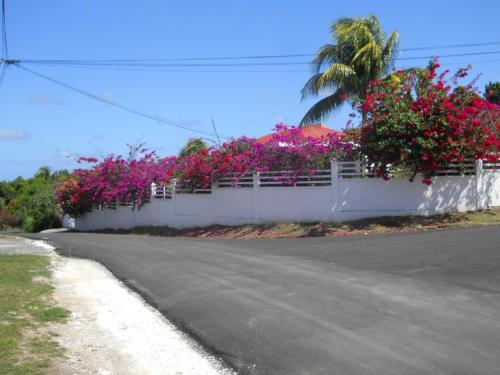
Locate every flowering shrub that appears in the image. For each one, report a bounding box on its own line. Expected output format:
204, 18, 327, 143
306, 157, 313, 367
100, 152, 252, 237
254, 124, 354, 172
359, 61, 500, 184
56, 126, 355, 214
174, 126, 355, 189
56, 178, 91, 217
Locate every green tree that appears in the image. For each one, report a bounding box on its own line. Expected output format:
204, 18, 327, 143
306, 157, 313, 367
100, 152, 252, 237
51, 169, 71, 184
179, 138, 208, 157
0, 168, 69, 232
21, 185, 61, 232
485, 81, 500, 105
34, 166, 52, 180
300, 15, 399, 125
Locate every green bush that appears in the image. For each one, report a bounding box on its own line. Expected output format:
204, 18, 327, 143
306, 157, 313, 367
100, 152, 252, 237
0, 167, 68, 232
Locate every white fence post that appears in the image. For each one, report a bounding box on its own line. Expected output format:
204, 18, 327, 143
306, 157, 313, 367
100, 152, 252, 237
171, 179, 178, 218
211, 179, 217, 221
330, 160, 340, 220
253, 172, 261, 222
475, 159, 484, 210
151, 182, 156, 198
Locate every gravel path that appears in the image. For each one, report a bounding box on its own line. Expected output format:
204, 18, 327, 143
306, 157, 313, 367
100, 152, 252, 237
0, 235, 233, 375
0, 234, 56, 255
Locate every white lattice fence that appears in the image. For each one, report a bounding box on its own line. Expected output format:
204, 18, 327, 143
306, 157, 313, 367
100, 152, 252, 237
217, 173, 254, 188
436, 160, 476, 176
258, 170, 332, 187
152, 186, 173, 199
483, 160, 500, 170
338, 159, 479, 178
338, 160, 376, 178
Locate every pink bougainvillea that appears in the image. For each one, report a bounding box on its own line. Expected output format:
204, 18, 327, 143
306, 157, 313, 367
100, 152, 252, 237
56, 126, 355, 215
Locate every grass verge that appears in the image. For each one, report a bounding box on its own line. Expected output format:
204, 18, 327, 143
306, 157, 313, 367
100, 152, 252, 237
95, 207, 500, 239
0, 255, 70, 375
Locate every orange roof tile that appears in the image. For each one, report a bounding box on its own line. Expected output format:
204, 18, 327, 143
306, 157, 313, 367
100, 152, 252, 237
255, 124, 344, 144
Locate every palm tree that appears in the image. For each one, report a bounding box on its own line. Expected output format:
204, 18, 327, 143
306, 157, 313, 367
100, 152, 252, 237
34, 166, 52, 180
179, 138, 208, 157
300, 15, 399, 126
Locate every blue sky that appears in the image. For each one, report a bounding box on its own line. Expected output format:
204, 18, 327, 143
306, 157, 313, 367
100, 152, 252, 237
1, 0, 499, 180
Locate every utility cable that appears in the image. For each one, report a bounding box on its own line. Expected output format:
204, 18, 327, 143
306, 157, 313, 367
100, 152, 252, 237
1, 0, 8, 59
15, 57, 500, 73
17, 50, 500, 68
14, 42, 500, 64
14, 63, 227, 139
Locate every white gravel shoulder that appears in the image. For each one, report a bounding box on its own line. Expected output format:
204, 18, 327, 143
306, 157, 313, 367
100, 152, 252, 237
0, 235, 233, 375
0, 234, 57, 255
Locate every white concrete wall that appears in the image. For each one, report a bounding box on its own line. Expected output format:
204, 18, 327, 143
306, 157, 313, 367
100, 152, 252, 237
479, 169, 500, 208
335, 175, 480, 221
66, 164, 500, 231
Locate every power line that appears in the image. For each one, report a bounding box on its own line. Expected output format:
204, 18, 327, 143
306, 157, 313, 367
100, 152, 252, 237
14, 58, 500, 74
14, 63, 226, 139
400, 41, 500, 52
397, 50, 500, 61
1, 0, 7, 58
14, 41, 500, 64
16, 50, 500, 68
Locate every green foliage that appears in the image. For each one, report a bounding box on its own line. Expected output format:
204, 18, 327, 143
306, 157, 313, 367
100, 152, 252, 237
179, 138, 208, 157
0, 168, 69, 232
485, 81, 500, 105
300, 15, 400, 125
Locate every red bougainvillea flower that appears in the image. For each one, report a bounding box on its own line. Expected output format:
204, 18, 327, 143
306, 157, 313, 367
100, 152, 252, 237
359, 60, 499, 184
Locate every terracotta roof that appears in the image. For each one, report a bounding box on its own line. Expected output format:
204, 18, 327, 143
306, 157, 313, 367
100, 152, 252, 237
255, 124, 344, 144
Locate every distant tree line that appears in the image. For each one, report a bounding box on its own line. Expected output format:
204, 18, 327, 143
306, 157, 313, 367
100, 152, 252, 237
0, 167, 70, 232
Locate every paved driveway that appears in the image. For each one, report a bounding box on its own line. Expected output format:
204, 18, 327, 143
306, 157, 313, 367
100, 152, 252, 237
32, 226, 500, 375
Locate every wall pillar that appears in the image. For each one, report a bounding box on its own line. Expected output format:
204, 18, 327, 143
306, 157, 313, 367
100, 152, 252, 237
330, 160, 341, 220
211, 180, 217, 223
253, 172, 261, 223
475, 159, 484, 210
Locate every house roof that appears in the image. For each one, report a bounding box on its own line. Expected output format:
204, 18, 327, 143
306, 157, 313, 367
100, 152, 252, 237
255, 124, 344, 144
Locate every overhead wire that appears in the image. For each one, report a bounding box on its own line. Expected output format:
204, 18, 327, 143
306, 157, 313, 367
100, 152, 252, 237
16, 50, 500, 70
14, 63, 227, 139
1, 0, 497, 137
1, 0, 7, 58
14, 41, 500, 65
16, 58, 500, 73
0, 0, 8, 91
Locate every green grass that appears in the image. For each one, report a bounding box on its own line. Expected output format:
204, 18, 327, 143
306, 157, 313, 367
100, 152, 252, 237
0, 255, 70, 375
96, 207, 500, 239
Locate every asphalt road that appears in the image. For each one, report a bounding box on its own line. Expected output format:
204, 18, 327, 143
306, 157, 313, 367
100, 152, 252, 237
32, 226, 500, 375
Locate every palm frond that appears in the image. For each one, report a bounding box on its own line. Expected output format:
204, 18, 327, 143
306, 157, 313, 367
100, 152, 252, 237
330, 17, 354, 35
300, 89, 345, 126
301, 15, 400, 124
381, 31, 400, 73
311, 44, 338, 72
300, 73, 324, 100
364, 15, 384, 44
351, 41, 380, 64
337, 21, 375, 50
317, 63, 356, 89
